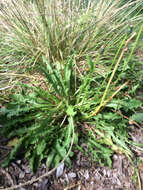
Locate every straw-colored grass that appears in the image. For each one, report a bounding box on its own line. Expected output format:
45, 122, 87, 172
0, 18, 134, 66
0, 0, 142, 87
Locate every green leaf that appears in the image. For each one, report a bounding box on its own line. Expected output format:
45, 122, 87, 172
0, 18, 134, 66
25, 150, 31, 158
131, 113, 143, 123
105, 155, 112, 168
53, 154, 61, 167
103, 112, 121, 120
46, 150, 55, 168
106, 99, 123, 109
37, 139, 47, 155
41, 56, 61, 96
87, 55, 94, 73
64, 117, 74, 148
29, 154, 35, 173
42, 56, 66, 97
66, 106, 76, 116
0, 107, 7, 114
29, 152, 44, 173
124, 99, 142, 110
73, 132, 78, 145
55, 141, 67, 158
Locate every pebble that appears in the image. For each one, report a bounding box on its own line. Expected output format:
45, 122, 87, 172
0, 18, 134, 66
16, 160, 21, 164
68, 172, 76, 179
19, 172, 25, 179
38, 179, 49, 190
64, 173, 69, 184
25, 167, 31, 174
56, 163, 64, 179
84, 170, 89, 180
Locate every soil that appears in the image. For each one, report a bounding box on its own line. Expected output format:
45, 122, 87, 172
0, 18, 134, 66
0, 124, 143, 190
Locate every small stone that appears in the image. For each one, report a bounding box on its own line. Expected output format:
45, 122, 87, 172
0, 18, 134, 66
33, 183, 39, 187
68, 172, 76, 179
38, 179, 49, 190
25, 167, 31, 174
16, 160, 21, 164
41, 163, 46, 169
84, 170, 89, 180
113, 154, 118, 160
19, 172, 25, 179
64, 173, 69, 184
56, 163, 64, 179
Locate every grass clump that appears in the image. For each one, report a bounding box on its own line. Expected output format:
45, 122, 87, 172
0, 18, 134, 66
0, 0, 143, 87
0, 28, 143, 171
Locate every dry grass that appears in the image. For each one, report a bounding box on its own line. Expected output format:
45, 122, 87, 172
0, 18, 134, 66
0, 0, 142, 87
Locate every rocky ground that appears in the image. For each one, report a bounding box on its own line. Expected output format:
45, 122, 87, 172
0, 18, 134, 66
0, 124, 143, 190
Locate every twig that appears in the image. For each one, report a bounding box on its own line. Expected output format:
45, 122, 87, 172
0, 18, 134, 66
0, 146, 12, 150
111, 109, 142, 129
0, 86, 11, 91
64, 181, 81, 190
90, 81, 129, 116
90, 32, 136, 117
136, 168, 142, 190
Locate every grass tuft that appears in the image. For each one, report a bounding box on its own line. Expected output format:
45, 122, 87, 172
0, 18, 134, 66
0, 0, 143, 86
